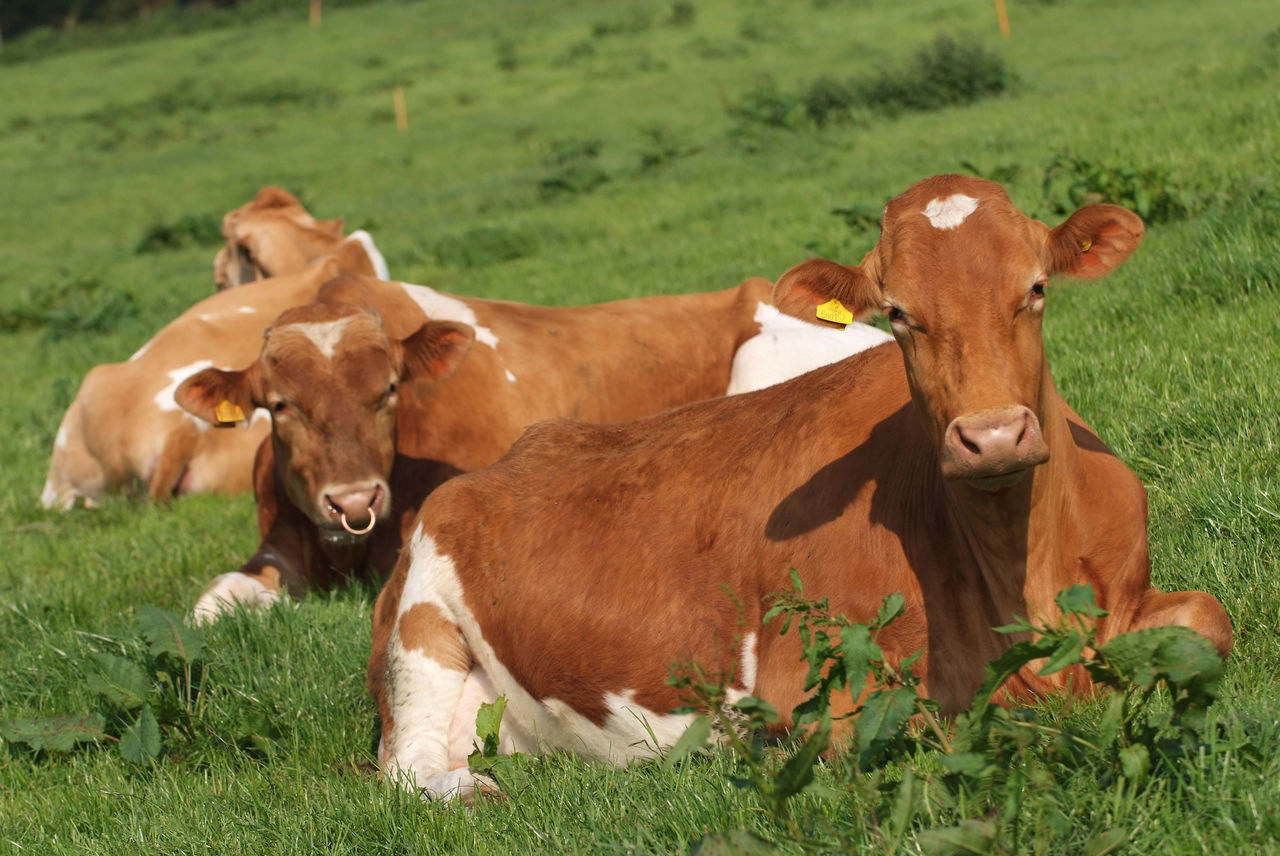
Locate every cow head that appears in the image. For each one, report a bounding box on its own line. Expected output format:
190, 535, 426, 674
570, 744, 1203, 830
774, 174, 1143, 491
214, 187, 348, 290
175, 303, 474, 539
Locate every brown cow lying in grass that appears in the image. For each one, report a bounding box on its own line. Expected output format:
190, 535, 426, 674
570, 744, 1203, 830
176, 273, 891, 622
41, 243, 380, 509
214, 186, 389, 290
366, 174, 1233, 801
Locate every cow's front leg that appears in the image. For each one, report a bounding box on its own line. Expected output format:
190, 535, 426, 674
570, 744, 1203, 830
1131, 588, 1233, 659
374, 599, 498, 802
191, 562, 284, 624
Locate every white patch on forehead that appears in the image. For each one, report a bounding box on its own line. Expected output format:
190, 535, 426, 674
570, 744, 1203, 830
398, 283, 498, 349
923, 194, 979, 230
348, 230, 390, 281
154, 360, 214, 412
278, 315, 357, 359
129, 341, 152, 362
727, 302, 892, 395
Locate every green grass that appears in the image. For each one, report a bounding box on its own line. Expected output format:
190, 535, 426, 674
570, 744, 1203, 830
1, 0, 1278, 851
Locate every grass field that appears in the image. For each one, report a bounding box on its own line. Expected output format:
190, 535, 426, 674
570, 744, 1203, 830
1, 0, 1278, 851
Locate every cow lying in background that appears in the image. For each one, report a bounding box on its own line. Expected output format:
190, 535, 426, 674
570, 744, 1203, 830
214, 186, 389, 290
41, 240, 380, 509
176, 274, 889, 622
367, 174, 1233, 801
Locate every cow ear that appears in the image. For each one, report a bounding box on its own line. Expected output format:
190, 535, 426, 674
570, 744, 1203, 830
399, 321, 475, 383
771, 258, 880, 328
1047, 204, 1144, 280
253, 186, 300, 210
176, 367, 258, 427
317, 217, 345, 237
331, 239, 378, 278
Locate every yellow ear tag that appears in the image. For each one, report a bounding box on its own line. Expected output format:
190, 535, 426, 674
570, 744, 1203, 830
214, 399, 246, 424
815, 298, 854, 327
1079, 238, 1093, 252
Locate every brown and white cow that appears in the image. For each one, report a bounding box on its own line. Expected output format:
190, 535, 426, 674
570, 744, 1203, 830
175, 273, 890, 622
214, 186, 389, 290
41, 240, 380, 509
367, 174, 1233, 800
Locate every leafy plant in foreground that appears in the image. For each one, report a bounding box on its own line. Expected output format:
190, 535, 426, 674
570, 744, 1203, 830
2, 605, 214, 763
663, 575, 1226, 853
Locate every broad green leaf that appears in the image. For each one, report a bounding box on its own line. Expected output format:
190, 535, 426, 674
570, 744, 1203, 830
138, 604, 206, 663
789, 568, 803, 594
120, 705, 161, 762
875, 592, 906, 628
474, 696, 506, 757
85, 652, 151, 710
1118, 743, 1150, 784
661, 715, 712, 770
1037, 632, 1089, 676
856, 687, 915, 768
1084, 828, 1129, 856
772, 713, 830, 799
918, 819, 998, 855
1095, 626, 1223, 694
1055, 583, 1108, 618
839, 623, 881, 691
938, 752, 991, 779
0, 713, 108, 752
1095, 691, 1127, 746
691, 830, 775, 855
732, 695, 779, 724
887, 766, 918, 839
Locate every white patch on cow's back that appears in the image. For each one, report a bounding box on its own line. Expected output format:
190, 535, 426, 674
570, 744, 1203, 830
154, 360, 214, 412
923, 194, 979, 230
279, 316, 357, 359
55, 425, 68, 449
397, 283, 498, 349
348, 230, 390, 281
236, 306, 256, 315
727, 302, 892, 395
129, 341, 152, 362
504, 369, 516, 383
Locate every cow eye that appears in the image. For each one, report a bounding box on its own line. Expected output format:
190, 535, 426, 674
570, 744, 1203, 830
387, 382, 398, 395
886, 306, 906, 324
1031, 282, 1046, 297
272, 400, 289, 415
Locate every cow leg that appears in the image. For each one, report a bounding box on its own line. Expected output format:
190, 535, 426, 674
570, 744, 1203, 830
191, 563, 283, 625
1131, 588, 1233, 659
147, 422, 199, 502
374, 600, 499, 802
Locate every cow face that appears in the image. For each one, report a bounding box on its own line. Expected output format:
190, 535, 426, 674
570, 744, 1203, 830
774, 175, 1143, 490
214, 187, 346, 290
176, 303, 474, 539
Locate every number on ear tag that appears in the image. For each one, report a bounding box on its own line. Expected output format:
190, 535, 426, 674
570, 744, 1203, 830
815, 298, 853, 327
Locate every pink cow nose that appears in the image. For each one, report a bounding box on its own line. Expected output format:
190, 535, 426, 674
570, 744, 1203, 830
942, 405, 1049, 485
324, 484, 386, 535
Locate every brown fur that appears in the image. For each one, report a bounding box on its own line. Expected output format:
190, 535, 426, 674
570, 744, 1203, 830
369, 176, 1232, 748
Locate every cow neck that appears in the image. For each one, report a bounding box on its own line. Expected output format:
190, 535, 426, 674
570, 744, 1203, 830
931, 358, 1068, 631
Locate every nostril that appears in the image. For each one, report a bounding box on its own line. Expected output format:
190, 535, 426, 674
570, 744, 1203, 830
951, 423, 982, 457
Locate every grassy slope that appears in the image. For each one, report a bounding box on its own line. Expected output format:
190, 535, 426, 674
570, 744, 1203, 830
0, 0, 1278, 851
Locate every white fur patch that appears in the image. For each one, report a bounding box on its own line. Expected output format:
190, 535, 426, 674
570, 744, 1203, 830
504, 369, 516, 383
739, 632, 758, 693
55, 426, 68, 449
348, 230, 390, 281
129, 341, 152, 362
192, 572, 281, 624
727, 303, 892, 395
923, 194, 979, 230
397, 283, 499, 349
279, 316, 357, 359
383, 528, 701, 802
236, 306, 256, 315
154, 360, 214, 412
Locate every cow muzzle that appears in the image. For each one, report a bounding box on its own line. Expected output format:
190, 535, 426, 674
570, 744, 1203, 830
941, 405, 1049, 489
321, 482, 389, 541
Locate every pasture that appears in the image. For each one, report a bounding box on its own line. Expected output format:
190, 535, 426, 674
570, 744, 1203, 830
1, 0, 1278, 851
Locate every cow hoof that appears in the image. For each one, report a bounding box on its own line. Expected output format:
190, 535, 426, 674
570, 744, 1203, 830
192, 572, 281, 624
417, 769, 503, 803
